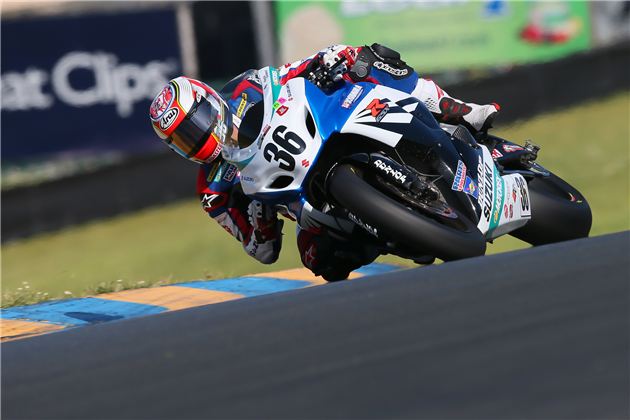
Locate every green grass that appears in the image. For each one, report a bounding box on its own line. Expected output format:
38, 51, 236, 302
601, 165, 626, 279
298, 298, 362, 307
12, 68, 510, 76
2, 91, 629, 304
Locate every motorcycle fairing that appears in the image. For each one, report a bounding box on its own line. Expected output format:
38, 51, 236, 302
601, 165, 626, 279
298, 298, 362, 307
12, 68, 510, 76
222, 66, 531, 238
476, 145, 531, 238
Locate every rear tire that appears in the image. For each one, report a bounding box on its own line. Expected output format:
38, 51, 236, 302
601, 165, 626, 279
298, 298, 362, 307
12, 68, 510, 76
328, 164, 486, 261
510, 172, 592, 245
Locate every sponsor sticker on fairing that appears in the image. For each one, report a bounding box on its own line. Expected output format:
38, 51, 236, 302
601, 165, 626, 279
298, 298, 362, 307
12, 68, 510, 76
463, 176, 479, 199
364, 98, 389, 122
451, 160, 467, 192
341, 85, 363, 109
284, 83, 293, 101
492, 174, 504, 224
478, 156, 494, 224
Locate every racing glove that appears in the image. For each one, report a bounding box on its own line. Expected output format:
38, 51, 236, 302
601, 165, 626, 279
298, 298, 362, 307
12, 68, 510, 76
247, 200, 282, 244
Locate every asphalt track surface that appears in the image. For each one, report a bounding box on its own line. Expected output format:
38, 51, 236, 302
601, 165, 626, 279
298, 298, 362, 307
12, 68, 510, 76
2, 232, 629, 419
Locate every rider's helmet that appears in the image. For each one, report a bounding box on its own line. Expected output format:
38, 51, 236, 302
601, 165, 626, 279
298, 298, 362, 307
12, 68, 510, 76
149, 76, 231, 164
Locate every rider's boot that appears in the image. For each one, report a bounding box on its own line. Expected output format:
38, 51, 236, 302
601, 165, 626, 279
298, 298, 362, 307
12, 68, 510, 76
412, 78, 500, 132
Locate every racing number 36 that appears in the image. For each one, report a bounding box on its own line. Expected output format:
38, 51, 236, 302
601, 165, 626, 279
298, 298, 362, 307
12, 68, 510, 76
263, 125, 306, 171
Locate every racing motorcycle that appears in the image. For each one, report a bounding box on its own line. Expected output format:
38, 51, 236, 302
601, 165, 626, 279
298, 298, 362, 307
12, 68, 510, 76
221, 65, 592, 273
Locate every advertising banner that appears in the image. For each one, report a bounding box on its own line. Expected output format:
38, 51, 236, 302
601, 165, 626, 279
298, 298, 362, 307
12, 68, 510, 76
1, 9, 182, 165
276, 0, 591, 73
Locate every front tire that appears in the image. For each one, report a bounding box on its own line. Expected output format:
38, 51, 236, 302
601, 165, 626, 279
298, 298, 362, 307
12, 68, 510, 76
328, 164, 486, 261
510, 172, 592, 245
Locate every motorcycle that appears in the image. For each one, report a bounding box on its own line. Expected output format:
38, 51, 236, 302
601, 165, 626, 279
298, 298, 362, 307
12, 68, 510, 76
220, 65, 592, 276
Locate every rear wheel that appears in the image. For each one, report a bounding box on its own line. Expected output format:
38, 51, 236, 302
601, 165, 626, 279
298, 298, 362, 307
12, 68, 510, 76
328, 164, 486, 261
510, 172, 592, 245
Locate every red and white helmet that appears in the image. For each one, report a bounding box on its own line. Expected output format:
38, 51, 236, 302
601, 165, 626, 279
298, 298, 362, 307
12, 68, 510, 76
149, 76, 230, 164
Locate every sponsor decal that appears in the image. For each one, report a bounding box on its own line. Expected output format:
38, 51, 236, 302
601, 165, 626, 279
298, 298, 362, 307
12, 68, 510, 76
491, 148, 503, 159
365, 98, 389, 122
271, 68, 279, 86
502, 144, 524, 153
256, 124, 271, 149
373, 61, 409, 77
301, 159, 310, 168
150, 85, 174, 121
509, 204, 514, 218
478, 156, 494, 223
451, 160, 467, 192
206, 162, 220, 182
463, 176, 479, 199
303, 244, 317, 269
273, 101, 280, 110
373, 159, 407, 183
341, 85, 363, 109
504, 204, 509, 218
223, 164, 238, 182
241, 175, 255, 184
201, 192, 226, 211
348, 212, 378, 237
512, 188, 517, 203
236, 93, 248, 118
209, 143, 222, 161
278, 97, 286, 104
284, 83, 293, 101
213, 163, 224, 182
492, 174, 504, 224
276, 105, 289, 116
159, 107, 178, 130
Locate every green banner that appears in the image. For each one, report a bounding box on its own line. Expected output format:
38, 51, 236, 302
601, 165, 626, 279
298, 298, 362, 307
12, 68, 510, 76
276, 1, 591, 73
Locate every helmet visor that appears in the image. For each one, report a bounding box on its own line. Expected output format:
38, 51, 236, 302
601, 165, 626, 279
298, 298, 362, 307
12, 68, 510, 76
168, 93, 226, 158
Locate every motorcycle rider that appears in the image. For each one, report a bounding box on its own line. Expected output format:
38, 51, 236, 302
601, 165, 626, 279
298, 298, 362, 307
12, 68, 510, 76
149, 44, 500, 281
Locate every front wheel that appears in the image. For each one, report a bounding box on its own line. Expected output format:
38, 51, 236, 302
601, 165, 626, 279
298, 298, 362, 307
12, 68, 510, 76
510, 172, 592, 245
328, 164, 486, 261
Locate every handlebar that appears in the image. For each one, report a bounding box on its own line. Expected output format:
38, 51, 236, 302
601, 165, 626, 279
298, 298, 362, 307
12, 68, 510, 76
307, 56, 348, 91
